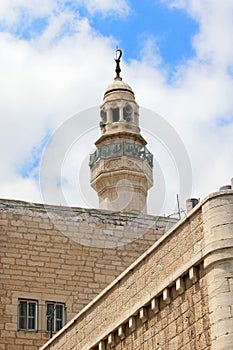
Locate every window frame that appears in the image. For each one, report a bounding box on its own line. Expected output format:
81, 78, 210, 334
18, 299, 38, 331
46, 301, 65, 334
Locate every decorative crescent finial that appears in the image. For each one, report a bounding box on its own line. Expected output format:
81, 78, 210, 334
115, 48, 122, 80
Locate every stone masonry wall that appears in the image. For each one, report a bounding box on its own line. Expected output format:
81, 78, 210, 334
202, 192, 233, 349
40, 197, 213, 350
113, 263, 210, 350
0, 199, 174, 350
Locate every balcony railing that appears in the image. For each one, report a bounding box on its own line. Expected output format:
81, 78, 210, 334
89, 141, 153, 168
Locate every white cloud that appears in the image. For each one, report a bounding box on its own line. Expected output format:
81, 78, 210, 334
76, 0, 130, 17
0, 0, 130, 32
0, 0, 55, 29
0, 178, 40, 203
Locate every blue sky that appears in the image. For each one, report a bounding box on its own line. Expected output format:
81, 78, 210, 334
18, 130, 51, 180
0, 0, 233, 215
88, 1, 198, 67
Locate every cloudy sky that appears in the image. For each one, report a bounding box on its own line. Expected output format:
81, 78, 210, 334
1, 0, 233, 216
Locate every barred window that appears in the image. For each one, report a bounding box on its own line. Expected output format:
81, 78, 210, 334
46, 302, 65, 333
18, 299, 37, 331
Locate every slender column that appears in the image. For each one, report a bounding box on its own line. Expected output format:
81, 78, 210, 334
106, 108, 111, 123
119, 107, 124, 121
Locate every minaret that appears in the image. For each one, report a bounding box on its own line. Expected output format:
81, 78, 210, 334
89, 49, 153, 214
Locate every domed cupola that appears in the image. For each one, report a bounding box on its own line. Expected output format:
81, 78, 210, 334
89, 49, 153, 214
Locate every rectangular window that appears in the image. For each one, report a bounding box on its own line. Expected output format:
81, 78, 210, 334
18, 300, 37, 331
46, 302, 65, 333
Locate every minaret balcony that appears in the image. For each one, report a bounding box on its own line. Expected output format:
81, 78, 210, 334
89, 141, 153, 169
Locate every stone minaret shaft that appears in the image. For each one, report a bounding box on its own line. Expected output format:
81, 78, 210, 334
89, 50, 153, 214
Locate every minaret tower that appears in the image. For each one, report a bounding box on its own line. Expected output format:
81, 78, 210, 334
89, 49, 153, 214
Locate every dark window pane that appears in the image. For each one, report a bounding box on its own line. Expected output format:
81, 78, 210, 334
55, 304, 64, 331
19, 301, 27, 317
28, 317, 35, 330
28, 302, 36, 317
56, 319, 63, 331
47, 316, 54, 332
46, 304, 54, 315
19, 301, 27, 329
56, 305, 63, 319
46, 304, 54, 332
19, 317, 26, 329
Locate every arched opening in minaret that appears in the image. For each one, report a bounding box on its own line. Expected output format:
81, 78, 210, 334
100, 110, 107, 123
123, 104, 133, 122
112, 108, 119, 122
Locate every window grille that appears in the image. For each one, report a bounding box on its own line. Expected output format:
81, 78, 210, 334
46, 302, 65, 335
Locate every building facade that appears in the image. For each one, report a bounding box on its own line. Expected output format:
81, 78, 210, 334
0, 199, 174, 349
40, 188, 233, 350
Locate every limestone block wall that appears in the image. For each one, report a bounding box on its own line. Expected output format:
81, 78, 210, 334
39, 191, 233, 350
0, 199, 173, 350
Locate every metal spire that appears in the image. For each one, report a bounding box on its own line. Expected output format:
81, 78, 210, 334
114, 48, 122, 80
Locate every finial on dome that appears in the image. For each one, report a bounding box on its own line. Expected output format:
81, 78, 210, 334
115, 48, 122, 80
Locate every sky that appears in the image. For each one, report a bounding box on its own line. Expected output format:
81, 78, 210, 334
0, 0, 233, 217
